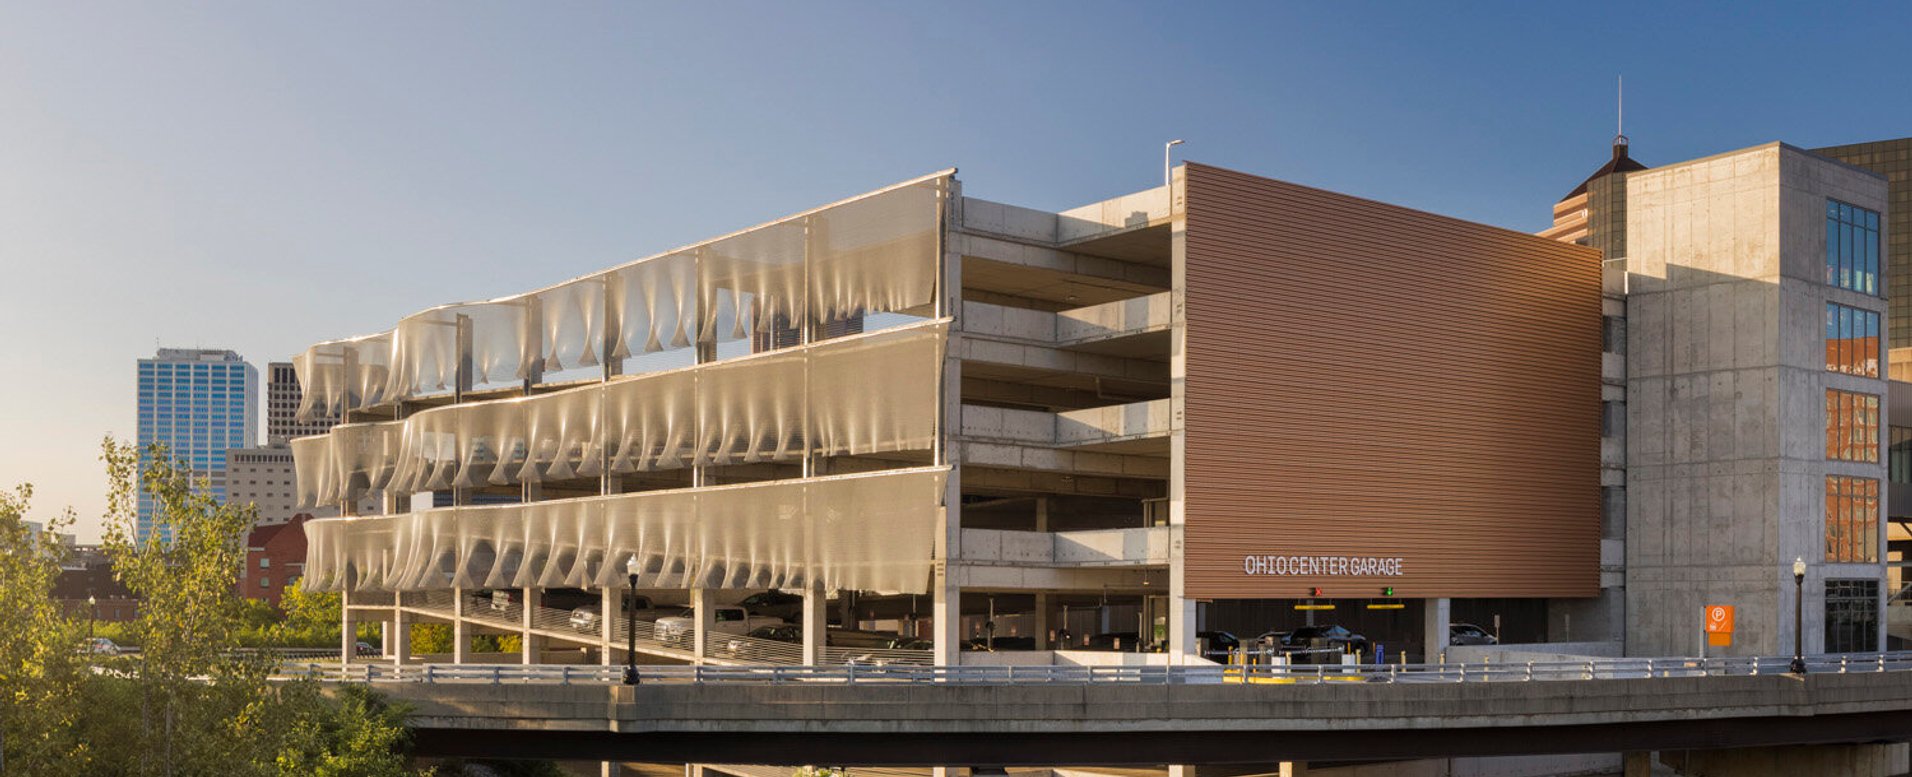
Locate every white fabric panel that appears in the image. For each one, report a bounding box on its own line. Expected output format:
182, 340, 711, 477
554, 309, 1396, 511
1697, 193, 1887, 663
297, 321, 945, 504
292, 436, 337, 508
292, 333, 393, 420
605, 369, 695, 473
309, 322, 942, 504
292, 173, 945, 414
328, 421, 402, 503
609, 252, 697, 357
519, 385, 602, 482
809, 323, 944, 456
696, 350, 806, 466
303, 467, 946, 595
536, 278, 605, 372
699, 222, 806, 341
809, 178, 942, 323
387, 301, 534, 398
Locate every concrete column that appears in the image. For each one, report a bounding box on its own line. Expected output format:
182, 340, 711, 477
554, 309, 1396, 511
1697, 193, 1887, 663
521, 587, 541, 664
1423, 598, 1451, 663
690, 588, 713, 663
340, 587, 355, 665
931, 565, 961, 666
600, 763, 620, 777
601, 587, 618, 667
1623, 751, 1651, 777
802, 584, 827, 666
452, 586, 469, 664
1034, 593, 1050, 650
1166, 195, 1196, 665
391, 610, 411, 666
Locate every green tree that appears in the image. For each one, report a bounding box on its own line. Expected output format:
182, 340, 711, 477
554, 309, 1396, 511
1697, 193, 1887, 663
96, 439, 278, 775
90, 438, 421, 776
0, 485, 90, 775
410, 623, 453, 655
268, 684, 416, 777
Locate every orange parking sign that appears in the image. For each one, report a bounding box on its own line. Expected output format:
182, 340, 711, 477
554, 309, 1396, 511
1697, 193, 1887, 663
1705, 605, 1735, 634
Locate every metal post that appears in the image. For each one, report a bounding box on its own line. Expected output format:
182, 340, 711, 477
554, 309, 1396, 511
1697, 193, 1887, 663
624, 557, 641, 685
1792, 557, 1808, 674
1163, 139, 1184, 187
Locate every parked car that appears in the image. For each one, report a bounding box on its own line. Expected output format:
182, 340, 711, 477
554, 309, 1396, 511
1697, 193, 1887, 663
723, 624, 804, 659
1253, 630, 1293, 648
738, 590, 807, 621
82, 637, 122, 656
354, 641, 380, 657
1449, 623, 1498, 646
654, 606, 784, 647
1280, 625, 1368, 654
1198, 630, 1240, 659
569, 595, 688, 633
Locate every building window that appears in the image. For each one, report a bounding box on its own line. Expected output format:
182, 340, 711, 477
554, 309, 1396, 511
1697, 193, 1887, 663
1892, 427, 1912, 485
259, 557, 269, 569
1826, 200, 1881, 295
1825, 389, 1880, 462
1825, 303, 1881, 377
1824, 578, 1879, 654
1602, 315, 1626, 355
1825, 476, 1879, 563
1601, 401, 1624, 437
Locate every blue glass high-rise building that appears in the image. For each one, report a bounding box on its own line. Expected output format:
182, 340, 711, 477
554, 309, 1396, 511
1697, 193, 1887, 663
135, 348, 258, 543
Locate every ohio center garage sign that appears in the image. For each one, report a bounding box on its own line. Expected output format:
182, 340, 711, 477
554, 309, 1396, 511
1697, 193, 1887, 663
1242, 555, 1405, 576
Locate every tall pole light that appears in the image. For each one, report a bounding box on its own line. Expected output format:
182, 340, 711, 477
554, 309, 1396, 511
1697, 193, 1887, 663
1164, 139, 1185, 187
624, 556, 641, 685
87, 594, 96, 641
1791, 557, 1807, 675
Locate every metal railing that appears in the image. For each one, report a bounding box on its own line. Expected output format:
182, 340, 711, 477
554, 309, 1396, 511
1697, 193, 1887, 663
385, 592, 934, 666
277, 651, 1912, 686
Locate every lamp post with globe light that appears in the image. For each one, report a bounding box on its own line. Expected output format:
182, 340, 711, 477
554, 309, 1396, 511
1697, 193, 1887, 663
624, 556, 641, 685
1791, 557, 1808, 675
87, 594, 96, 641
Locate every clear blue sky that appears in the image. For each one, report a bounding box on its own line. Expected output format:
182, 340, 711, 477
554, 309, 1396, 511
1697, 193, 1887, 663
3, 2, 1908, 541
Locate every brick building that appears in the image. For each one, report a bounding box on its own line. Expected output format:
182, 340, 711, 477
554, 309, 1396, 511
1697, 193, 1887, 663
239, 514, 310, 606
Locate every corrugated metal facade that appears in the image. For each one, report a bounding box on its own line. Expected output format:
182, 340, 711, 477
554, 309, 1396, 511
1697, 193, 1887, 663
1182, 163, 1602, 599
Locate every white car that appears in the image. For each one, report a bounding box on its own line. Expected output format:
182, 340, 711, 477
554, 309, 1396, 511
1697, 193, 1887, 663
83, 638, 122, 656
570, 596, 690, 633
654, 606, 784, 647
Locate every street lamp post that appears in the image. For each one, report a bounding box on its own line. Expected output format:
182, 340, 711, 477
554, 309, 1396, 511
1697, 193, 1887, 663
1791, 557, 1807, 675
87, 595, 96, 641
1164, 139, 1185, 187
623, 556, 641, 685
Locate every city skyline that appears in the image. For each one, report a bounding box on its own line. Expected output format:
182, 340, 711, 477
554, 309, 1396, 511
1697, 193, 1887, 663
4, 2, 1911, 542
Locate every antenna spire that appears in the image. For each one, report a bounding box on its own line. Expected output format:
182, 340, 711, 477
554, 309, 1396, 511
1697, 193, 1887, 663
1617, 76, 1624, 138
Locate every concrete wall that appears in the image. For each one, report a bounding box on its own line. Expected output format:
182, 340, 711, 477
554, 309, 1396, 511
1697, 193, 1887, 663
1625, 143, 1891, 656
1444, 641, 1624, 664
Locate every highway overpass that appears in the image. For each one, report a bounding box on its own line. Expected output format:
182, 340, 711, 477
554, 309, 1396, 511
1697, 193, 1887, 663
292, 659, 1912, 768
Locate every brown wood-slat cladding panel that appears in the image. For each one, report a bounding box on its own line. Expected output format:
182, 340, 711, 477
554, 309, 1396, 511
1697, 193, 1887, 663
1182, 164, 1602, 599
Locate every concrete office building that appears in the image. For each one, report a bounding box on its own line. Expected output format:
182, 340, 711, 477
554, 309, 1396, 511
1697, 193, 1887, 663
1542, 140, 1892, 656
293, 164, 1603, 668
135, 348, 259, 544
226, 445, 340, 526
